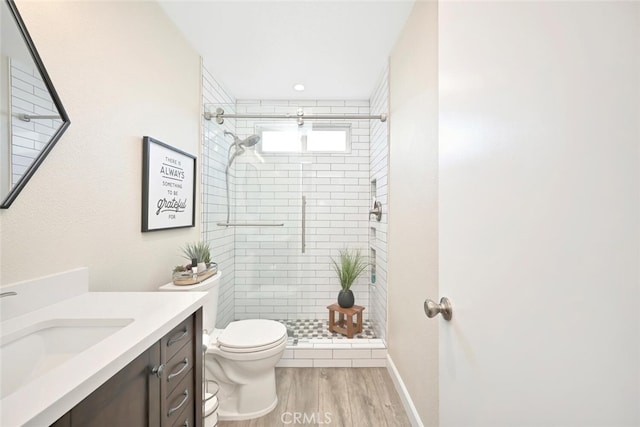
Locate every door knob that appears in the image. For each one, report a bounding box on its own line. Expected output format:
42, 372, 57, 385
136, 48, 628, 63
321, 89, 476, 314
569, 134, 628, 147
424, 297, 452, 321
151, 364, 165, 378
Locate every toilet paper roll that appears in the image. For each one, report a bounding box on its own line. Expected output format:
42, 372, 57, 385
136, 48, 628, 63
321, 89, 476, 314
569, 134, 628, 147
202, 333, 211, 348
205, 411, 218, 427
204, 395, 218, 427
204, 394, 218, 416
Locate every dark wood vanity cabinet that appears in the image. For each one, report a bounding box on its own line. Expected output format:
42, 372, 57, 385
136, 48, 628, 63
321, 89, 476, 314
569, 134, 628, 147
51, 309, 203, 427
161, 312, 201, 427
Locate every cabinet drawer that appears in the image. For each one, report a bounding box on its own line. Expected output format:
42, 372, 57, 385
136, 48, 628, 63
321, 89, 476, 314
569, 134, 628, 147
163, 316, 193, 361
165, 368, 194, 426
166, 337, 194, 394
172, 404, 194, 427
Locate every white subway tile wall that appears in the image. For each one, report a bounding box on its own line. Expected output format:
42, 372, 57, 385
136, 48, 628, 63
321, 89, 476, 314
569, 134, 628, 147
9, 59, 62, 186
369, 65, 389, 341
231, 100, 370, 321
202, 66, 236, 328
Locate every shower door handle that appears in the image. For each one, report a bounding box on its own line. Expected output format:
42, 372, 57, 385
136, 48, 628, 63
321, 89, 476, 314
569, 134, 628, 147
301, 195, 306, 254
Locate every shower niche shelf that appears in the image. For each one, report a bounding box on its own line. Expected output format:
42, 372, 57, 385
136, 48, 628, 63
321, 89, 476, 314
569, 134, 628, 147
369, 179, 382, 222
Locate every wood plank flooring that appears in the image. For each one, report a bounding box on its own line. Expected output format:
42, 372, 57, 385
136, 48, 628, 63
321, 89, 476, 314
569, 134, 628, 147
218, 368, 411, 427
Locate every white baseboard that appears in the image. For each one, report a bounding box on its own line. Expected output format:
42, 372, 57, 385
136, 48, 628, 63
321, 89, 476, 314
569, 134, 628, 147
386, 355, 424, 427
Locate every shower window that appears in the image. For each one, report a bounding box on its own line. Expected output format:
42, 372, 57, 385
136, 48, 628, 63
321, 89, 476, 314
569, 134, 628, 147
258, 124, 351, 154
306, 127, 350, 152
261, 126, 301, 152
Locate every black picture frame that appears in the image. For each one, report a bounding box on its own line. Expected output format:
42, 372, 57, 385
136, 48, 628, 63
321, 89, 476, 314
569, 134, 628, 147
141, 136, 196, 232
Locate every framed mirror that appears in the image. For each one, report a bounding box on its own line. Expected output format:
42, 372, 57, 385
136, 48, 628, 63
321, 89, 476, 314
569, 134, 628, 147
1, 0, 70, 208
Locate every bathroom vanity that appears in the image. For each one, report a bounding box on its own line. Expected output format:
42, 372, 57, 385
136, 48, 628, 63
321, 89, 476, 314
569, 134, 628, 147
50, 310, 202, 427
0, 268, 207, 427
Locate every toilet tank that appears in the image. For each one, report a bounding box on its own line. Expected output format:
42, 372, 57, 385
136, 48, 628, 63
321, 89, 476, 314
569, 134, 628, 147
158, 271, 222, 334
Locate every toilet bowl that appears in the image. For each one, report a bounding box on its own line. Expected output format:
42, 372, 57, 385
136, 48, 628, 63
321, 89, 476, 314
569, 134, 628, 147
205, 319, 287, 420
159, 272, 287, 421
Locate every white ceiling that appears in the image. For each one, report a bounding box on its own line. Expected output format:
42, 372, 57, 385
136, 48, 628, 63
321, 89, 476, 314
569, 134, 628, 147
159, 1, 414, 100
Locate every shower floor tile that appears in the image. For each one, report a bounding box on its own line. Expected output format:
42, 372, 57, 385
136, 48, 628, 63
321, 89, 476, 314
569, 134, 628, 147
277, 318, 376, 340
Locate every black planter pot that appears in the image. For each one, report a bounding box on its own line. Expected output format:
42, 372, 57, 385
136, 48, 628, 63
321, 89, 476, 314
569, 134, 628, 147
337, 289, 355, 308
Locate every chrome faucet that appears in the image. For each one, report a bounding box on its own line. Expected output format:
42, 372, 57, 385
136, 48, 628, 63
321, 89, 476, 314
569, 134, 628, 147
0, 291, 17, 298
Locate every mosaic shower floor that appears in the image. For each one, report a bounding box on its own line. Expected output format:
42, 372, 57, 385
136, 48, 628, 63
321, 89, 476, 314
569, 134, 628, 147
277, 318, 377, 340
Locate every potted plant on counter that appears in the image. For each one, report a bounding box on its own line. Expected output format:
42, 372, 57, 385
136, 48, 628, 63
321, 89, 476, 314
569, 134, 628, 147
331, 248, 368, 308
172, 241, 218, 286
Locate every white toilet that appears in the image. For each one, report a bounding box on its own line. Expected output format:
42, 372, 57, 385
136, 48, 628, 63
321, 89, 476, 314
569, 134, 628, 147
159, 271, 287, 421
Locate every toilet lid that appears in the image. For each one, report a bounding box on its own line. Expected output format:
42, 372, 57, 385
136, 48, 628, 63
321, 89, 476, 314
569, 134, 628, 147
217, 319, 287, 351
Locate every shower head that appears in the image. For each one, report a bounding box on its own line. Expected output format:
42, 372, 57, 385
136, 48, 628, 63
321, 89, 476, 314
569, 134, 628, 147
225, 132, 262, 174
224, 131, 261, 148
241, 134, 260, 148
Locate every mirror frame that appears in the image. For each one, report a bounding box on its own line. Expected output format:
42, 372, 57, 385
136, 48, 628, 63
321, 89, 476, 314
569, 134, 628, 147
1, 0, 70, 208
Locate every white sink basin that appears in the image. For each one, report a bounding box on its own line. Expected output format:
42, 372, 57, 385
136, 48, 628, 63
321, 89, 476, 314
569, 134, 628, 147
0, 318, 133, 398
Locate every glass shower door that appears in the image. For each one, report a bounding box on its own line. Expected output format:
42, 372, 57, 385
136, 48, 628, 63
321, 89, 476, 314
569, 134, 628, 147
230, 128, 306, 325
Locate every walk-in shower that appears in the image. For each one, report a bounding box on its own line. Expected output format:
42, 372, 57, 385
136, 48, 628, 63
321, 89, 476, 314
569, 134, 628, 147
201, 95, 389, 349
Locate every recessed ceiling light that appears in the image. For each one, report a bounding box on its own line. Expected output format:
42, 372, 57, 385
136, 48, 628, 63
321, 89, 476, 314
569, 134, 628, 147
293, 83, 305, 92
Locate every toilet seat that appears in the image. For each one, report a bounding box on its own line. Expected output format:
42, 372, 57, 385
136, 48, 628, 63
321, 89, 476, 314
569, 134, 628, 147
216, 319, 287, 354
218, 335, 287, 353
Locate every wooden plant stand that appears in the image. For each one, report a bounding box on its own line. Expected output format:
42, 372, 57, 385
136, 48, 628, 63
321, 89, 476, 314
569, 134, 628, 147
327, 303, 364, 338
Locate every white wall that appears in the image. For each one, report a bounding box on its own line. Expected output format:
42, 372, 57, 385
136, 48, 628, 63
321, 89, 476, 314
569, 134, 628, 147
0, 1, 201, 290
388, 2, 439, 425
438, 2, 640, 426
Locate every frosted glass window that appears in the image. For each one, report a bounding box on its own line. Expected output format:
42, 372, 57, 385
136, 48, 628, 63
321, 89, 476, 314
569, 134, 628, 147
306, 130, 348, 152
258, 125, 351, 154
260, 130, 301, 152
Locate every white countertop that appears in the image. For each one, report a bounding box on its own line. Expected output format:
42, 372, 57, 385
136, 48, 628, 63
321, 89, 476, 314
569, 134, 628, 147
0, 290, 207, 427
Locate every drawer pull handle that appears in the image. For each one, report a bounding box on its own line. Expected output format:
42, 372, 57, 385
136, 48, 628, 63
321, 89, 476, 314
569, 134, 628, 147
168, 328, 188, 346
168, 389, 189, 416
183, 420, 189, 427
167, 358, 189, 382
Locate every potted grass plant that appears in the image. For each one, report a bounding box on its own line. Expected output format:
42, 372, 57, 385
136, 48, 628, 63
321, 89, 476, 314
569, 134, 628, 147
331, 248, 368, 308
181, 241, 212, 272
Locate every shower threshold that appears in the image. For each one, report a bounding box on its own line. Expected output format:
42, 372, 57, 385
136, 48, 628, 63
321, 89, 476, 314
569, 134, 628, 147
275, 319, 387, 368
278, 318, 376, 340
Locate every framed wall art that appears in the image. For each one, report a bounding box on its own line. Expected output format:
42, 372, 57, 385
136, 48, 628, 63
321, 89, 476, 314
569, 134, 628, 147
141, 136, 196, 232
